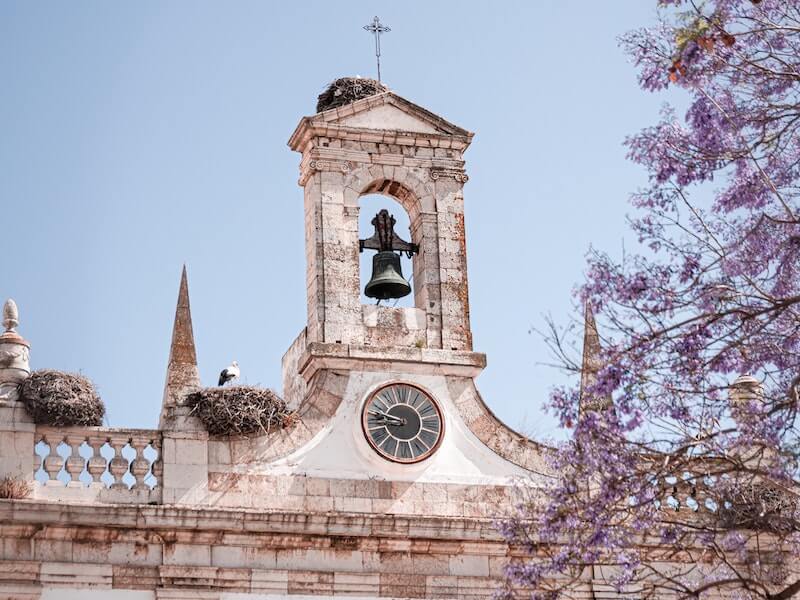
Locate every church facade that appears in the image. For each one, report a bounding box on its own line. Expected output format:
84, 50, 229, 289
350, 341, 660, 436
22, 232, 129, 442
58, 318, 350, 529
0, 87, 559, 599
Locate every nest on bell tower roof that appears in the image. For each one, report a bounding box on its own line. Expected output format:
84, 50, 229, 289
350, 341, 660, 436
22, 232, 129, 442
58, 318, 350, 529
316, 77, 389, 113
186, 386, 297, 436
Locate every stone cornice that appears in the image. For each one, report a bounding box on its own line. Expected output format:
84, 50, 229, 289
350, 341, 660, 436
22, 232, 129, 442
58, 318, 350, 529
0, 499, 508, 543
289, 122, 473, 155
297, 343, 486, 383
296, 147, 468, 187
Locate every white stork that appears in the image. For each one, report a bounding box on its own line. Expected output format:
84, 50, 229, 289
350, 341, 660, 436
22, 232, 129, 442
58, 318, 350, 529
218, 361, 240, 386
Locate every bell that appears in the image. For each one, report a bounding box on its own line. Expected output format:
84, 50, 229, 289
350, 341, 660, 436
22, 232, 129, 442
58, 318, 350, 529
365, 251, 411, 300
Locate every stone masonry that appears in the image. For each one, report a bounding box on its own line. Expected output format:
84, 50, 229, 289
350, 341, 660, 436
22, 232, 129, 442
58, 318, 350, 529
0, 88, 561, 600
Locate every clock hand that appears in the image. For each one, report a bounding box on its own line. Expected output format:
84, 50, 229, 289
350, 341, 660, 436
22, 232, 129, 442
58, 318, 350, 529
368, 410, 407, 425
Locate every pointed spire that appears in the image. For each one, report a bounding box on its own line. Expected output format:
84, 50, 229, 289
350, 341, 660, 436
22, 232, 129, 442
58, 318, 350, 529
579, 302, 612, 416
159, 265, 201, 428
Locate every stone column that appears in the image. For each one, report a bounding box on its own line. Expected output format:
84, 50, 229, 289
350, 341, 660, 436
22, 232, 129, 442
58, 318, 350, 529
0, 299, 35, 483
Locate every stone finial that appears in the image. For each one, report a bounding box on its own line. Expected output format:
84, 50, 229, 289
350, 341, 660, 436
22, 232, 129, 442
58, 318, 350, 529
729, 373, 764, 407
3, 299, 19, 333
0, 298, 30, 403
578, 302, 612, 416
159, 265, 202, 430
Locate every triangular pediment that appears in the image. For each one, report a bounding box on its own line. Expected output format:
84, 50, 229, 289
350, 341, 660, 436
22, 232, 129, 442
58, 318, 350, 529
338, 102, 442, 134
310, 92, 472, 137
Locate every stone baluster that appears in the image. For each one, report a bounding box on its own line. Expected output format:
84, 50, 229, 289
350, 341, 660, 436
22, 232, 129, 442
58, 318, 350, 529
151, 449, 163, 489
32, 443, 42, 480
64, 433, 87, 487
42, 434, 65, 485
108, 435, 130, 490
130, 435, 151, 491
86, 435, 108, 487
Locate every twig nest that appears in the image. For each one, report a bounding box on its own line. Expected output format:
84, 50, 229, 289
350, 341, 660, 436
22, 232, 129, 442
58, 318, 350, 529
19, 369, 104, 426
186, 386, 297, 436
316, 77, 389, 113
0, 476, 31, 499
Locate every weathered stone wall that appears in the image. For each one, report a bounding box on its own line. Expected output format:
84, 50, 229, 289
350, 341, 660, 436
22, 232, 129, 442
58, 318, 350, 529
0, 94, 558, 600
0, 501, 523, 599
281, 328, 308, 410
205, 473, 525, 518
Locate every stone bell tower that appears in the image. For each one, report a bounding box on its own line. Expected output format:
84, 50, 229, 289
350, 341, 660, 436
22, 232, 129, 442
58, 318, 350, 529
282, 87, 485, 410
278, 82, 543, 470
288, 90, 474, 347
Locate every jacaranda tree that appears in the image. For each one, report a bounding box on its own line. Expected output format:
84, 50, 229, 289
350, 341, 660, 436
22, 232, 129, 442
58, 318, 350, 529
501, 1, 800, 598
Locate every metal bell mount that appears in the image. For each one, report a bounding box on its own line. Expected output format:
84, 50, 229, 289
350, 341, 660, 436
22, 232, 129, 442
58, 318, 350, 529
359, 209, 419, 301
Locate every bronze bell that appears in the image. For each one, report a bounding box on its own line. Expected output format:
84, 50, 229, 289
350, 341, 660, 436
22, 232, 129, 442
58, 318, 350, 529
365, 251, 411, 300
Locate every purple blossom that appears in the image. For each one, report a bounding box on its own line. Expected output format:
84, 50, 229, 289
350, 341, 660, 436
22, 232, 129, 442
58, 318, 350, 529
501, 2, 800, 598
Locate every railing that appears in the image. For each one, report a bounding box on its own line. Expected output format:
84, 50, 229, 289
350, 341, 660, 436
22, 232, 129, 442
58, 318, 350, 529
653, 471, 797, 533
34, 426, 162, 504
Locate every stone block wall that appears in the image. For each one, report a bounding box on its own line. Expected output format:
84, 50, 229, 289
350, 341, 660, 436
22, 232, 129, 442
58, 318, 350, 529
205, 472, 526, 519
0, 501, 526, 599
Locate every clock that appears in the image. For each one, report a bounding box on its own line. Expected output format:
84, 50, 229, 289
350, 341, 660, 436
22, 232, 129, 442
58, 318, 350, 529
361, 383, 444, 463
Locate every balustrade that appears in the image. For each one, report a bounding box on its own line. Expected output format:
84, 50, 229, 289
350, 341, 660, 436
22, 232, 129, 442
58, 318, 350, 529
34, 426, 161, 503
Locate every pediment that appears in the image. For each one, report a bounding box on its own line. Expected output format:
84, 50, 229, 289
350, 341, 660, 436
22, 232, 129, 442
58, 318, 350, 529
338, 103, 442, 134
311, 92, 472, 137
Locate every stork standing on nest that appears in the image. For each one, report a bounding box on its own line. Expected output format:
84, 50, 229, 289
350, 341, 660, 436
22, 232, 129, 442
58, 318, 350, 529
218, 361, 239, 386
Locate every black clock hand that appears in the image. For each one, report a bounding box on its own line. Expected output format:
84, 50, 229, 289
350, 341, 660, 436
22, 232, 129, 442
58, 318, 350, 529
368, 410, 406, 426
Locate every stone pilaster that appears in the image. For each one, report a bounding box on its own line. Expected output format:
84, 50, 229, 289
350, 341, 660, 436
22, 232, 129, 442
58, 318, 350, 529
0, 299, 35, 483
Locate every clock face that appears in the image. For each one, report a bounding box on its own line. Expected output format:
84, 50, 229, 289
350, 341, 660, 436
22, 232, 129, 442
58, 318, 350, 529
361, 383, 444, 463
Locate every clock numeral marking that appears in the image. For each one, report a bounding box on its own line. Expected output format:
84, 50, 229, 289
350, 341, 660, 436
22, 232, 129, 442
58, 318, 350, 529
371, 428, 389, 445
397, 441, 412, 459
411, 438, 428, 456
397, 386, 408, 404
382, 436, 398, 455
419, 429, 437, 448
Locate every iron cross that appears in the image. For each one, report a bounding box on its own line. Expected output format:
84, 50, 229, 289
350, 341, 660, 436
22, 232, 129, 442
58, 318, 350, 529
363, 16, 390, 82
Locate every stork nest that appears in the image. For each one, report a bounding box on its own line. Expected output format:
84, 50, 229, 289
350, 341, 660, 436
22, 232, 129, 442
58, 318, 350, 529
316, 77, 389, 113
18, 369, 105, 427
718, 483, 797, 533
0, 476, 31, 500
186, 386, 297, 436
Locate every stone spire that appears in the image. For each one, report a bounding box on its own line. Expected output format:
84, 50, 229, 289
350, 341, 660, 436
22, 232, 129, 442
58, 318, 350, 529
159, 265, 202, 429
578, 302, 612, 416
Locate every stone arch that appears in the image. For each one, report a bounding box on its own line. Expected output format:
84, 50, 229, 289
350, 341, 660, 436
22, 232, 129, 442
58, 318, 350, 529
343, 163, 442, 348
343, 165, 435, 221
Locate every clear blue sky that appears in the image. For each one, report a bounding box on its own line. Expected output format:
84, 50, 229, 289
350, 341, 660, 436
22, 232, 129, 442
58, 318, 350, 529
0, 1, 674, 437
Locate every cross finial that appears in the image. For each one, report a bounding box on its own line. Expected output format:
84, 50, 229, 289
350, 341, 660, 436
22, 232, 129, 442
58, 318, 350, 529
363, 16, 390, 82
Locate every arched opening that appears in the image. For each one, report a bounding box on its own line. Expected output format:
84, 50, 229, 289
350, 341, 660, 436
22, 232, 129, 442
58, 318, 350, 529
358, 194, 416, 308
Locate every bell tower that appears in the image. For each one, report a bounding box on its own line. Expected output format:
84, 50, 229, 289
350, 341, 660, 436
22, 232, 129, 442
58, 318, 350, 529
289, 90, 475, 349
282, 84, 486, 420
